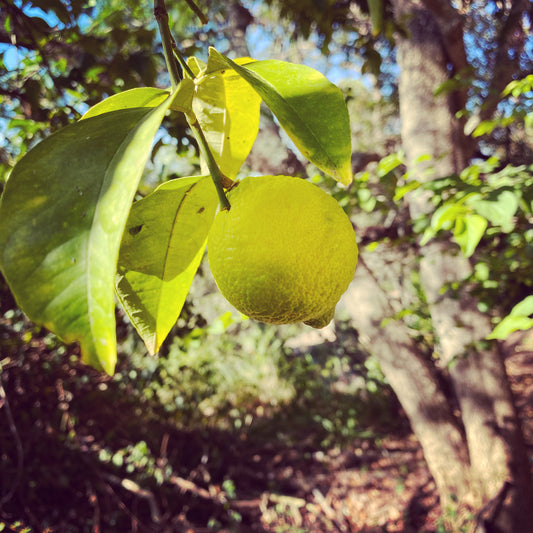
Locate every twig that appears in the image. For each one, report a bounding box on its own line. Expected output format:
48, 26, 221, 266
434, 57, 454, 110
154, 0, 182, 90
0, 369, 24, 506
188, 117, 232, 209
86, 481, 101, 533
169, 474, 227, 504
172, 47, 195, 79
183, 0, 209, 24
312, 488, 349, 532
102, 473, 162, 525
153, 0, 231, 209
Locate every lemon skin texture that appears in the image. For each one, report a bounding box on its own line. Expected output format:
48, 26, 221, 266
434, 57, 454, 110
207, 175, 358, 328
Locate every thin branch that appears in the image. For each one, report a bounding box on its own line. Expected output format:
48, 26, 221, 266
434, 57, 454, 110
0, 371, 24, 506
102, 473, 162, 524
188, 116, 232, 209
183, 0, 209, 25
172, 47, 195, 79
478, 0, 530, 121
169, 474, 227, 503
418, 0, 470, 111
154, 0, 182, 90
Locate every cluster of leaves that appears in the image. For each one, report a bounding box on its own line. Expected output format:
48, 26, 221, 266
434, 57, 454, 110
351, 149, 533, 341
316, 74, 533, 344
0, 0, 170, 175
0, 29, 353, 375
417, 76, 533, 338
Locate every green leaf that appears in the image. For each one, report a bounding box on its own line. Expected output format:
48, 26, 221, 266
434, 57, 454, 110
377, 152, 403, 177
488, 295, 533, 340
0, 91, 180, 374
453, 213, 488, 258
208, 48, 352, 185
488, 316, 533, 340
431, 202, 468, 231
82, 87, 169, 119
503, 75, 533, 97
193, 65, 261, 179
509, 295, 533, 317
393, 180, 420, 201
187, 56, 207, 77
115, 176, 218, 354
472, 116, 515, 138
82, 82, 194, 119
469, 190, 519, 232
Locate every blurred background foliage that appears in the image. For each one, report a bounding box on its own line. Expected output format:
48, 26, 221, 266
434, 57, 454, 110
0, 0, 532, 531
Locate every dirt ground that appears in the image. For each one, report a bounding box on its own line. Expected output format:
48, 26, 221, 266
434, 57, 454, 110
223, 331, 533, 532
1, 329, 532, 532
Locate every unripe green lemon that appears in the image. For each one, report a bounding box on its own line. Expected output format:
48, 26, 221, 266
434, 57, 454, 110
207, 175, 358, 328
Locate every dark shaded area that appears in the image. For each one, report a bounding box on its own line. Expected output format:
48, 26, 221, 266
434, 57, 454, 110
0, 275, 441, 532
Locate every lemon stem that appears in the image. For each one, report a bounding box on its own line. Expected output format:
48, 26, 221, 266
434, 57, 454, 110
189, 117, 232, 210
154, 0, 231, 209
173, 48, 195, 79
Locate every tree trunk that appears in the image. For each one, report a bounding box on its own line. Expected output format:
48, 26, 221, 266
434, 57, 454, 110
342, 250, 473, 515
389, 0, 533, 530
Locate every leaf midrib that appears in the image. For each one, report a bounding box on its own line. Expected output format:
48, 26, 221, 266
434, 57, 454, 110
85, 108, 154, 356
152, 180, 203, 347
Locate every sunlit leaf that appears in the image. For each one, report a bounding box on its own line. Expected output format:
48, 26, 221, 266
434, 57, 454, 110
116, 176, 218, 354
208, 48, 352, 185
0, 91, 180, 374
431, 203, 468, 231
187, 56, 207, 77
469, 189, 519, 232
82, 82, 194, 119
82, 87, 169, 119
393, 180, 420, 201
509, 295, 533, 317
453, 214, 487, 258
193, 63, 261, 179
488, 295, 533, 339
488, 316, 533, 340
377, 152, 403, 177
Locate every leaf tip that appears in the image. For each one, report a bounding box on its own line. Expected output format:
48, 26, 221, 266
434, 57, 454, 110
80, 340, 117, 375
336, 161, 353, 186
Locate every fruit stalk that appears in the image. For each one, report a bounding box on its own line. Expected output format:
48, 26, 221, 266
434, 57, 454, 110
154, 0, 231, 210
189, 118, 232, 210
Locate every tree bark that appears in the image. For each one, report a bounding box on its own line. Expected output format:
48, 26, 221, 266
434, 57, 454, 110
225, 1, 533, 529
342, 251, 473, 515
390, 0, 533, 530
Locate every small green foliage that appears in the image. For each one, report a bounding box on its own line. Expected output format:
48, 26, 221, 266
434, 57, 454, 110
488, 295, 533, 340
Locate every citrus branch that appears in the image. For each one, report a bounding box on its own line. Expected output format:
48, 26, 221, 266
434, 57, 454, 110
173, 47, 195, 79
189, 116, 232, 210
154, 0, 181, 89
183, 0, 209, 25
154, 0, 231, 209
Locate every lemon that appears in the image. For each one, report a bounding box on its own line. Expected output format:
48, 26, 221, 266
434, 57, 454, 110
207, 175, 358, 328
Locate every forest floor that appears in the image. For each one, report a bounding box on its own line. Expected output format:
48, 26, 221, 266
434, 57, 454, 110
1, 327, 532, 532
230, 330, 533, 533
